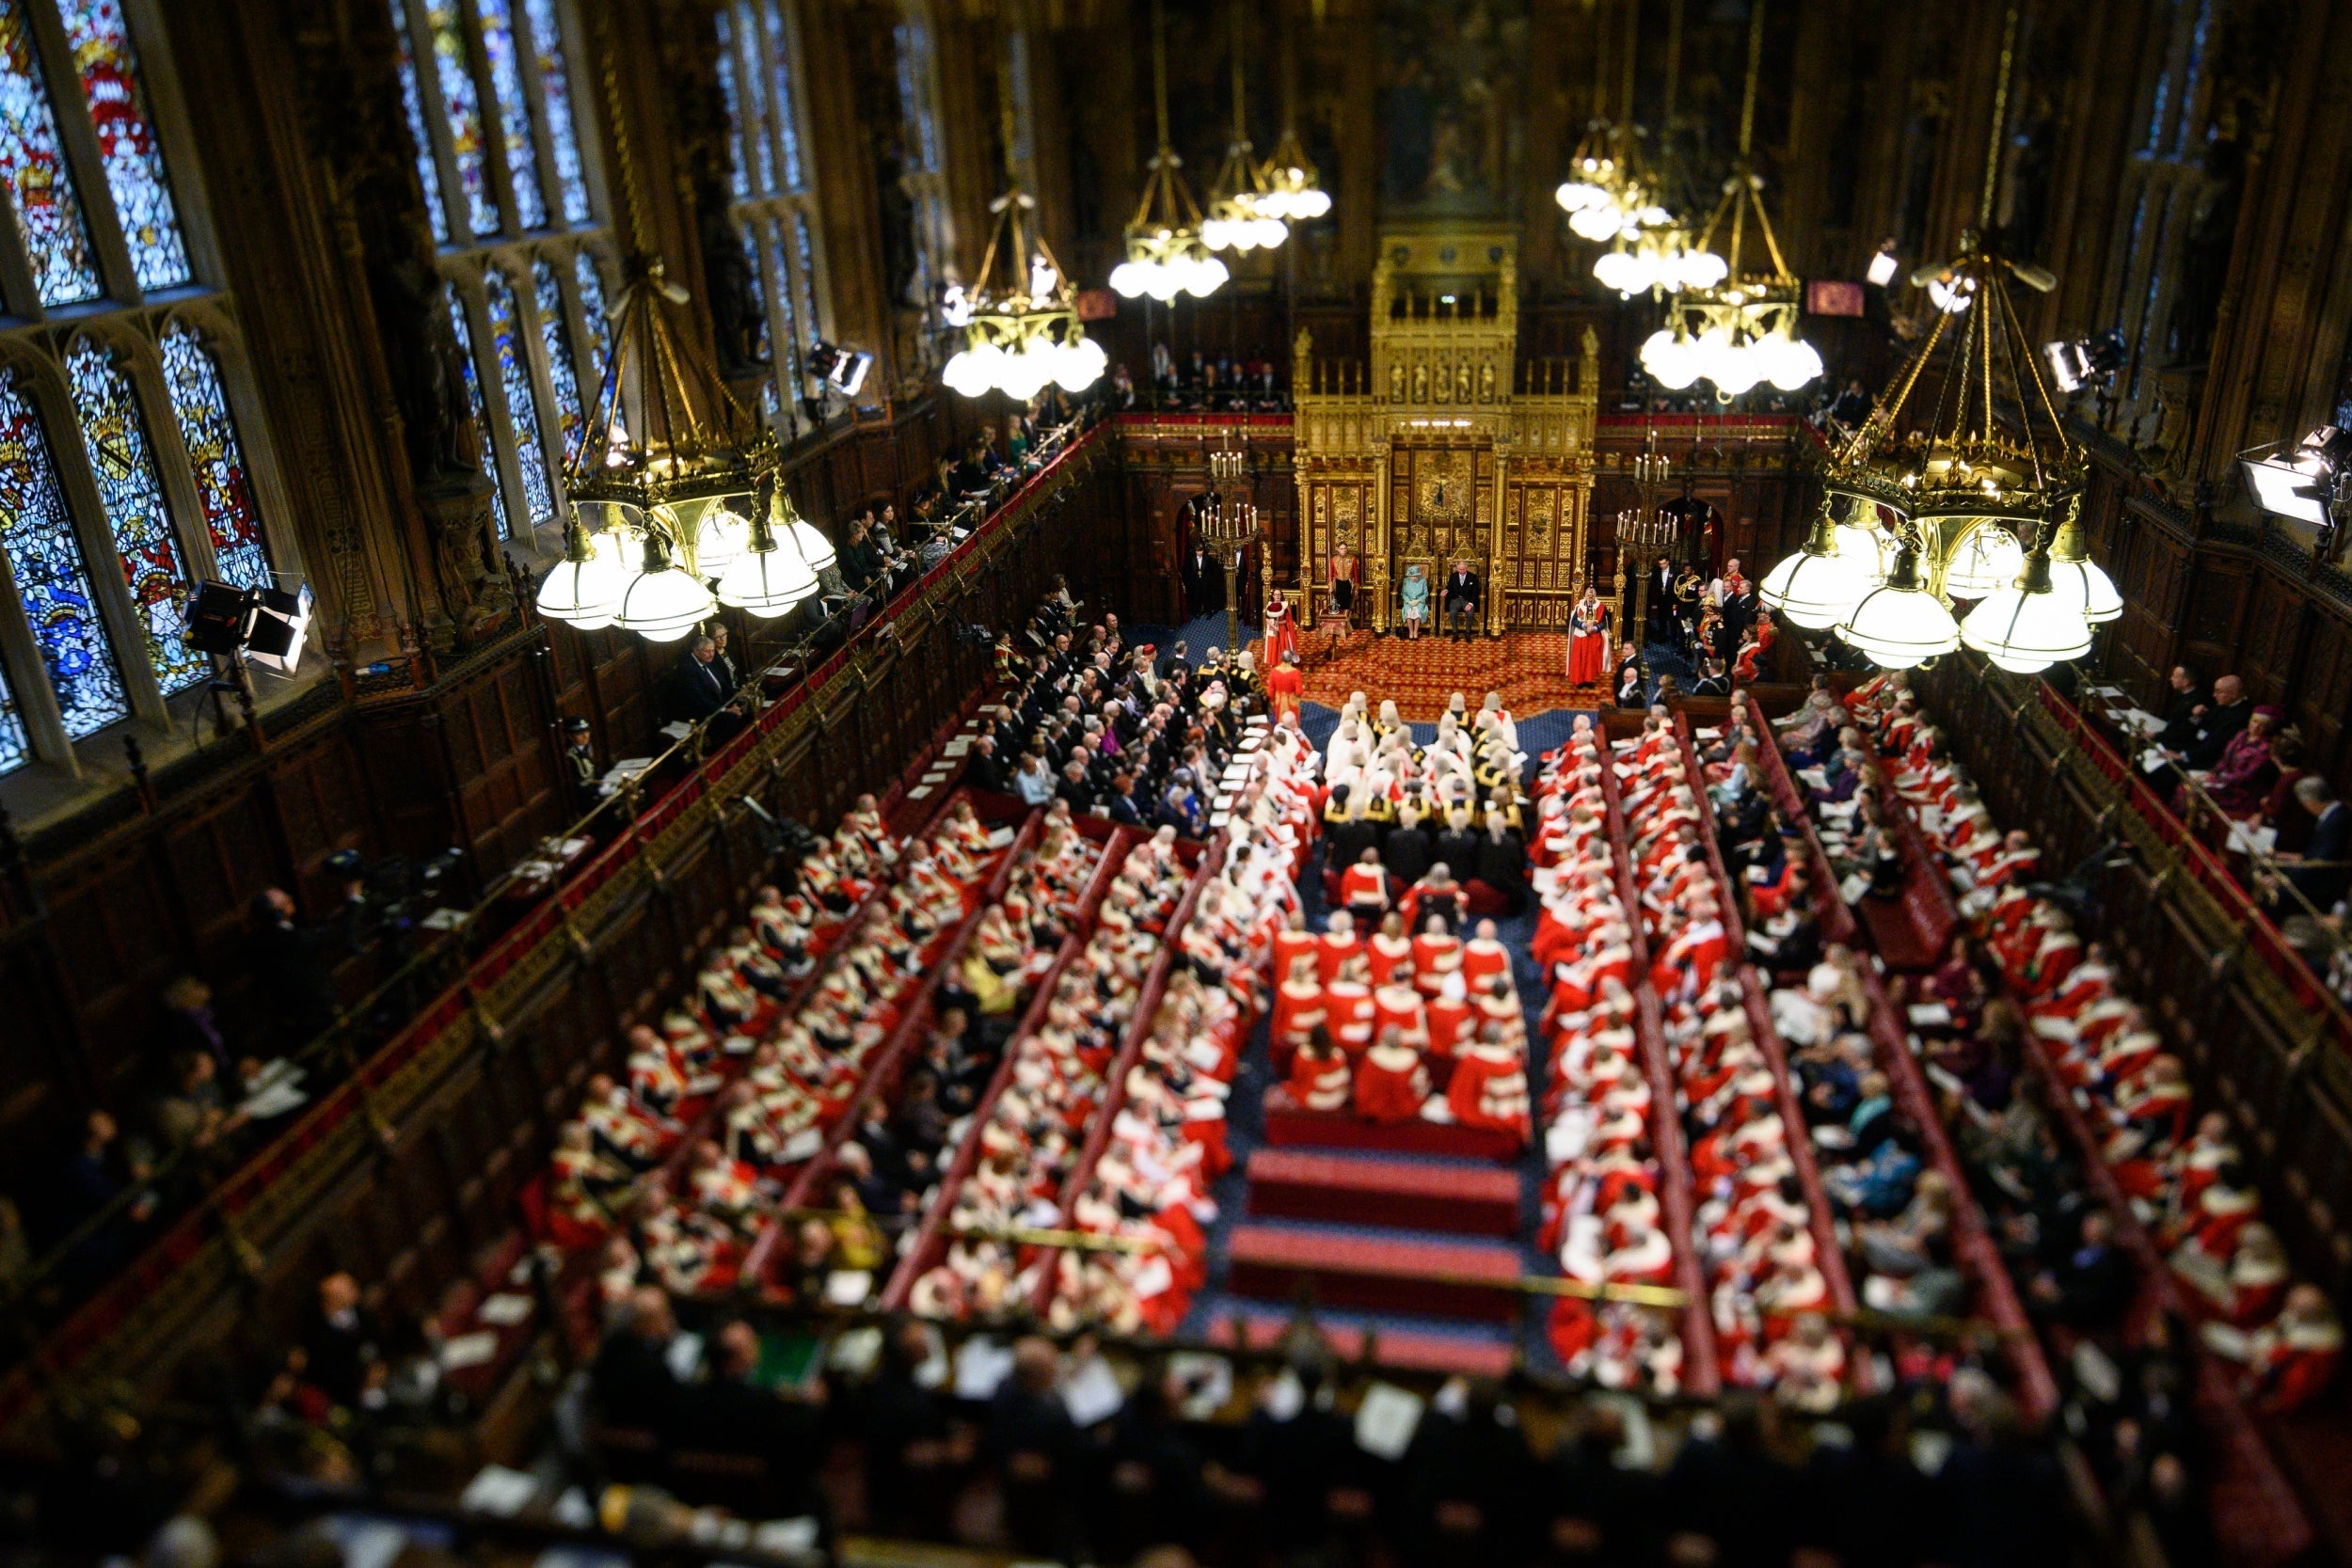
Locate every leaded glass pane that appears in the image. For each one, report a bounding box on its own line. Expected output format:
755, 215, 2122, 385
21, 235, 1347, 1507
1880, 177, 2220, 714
159, 322, 271, 593
521, 0, 588, 224
446, 283, 510, 536
532, 256, 583, 464
713, 8, 749, 202
739, 220, 767, 363
58, 0, 190, 291
793, 210, 819, 340
0, 368, 122, 736
0, 668, 26, 773
760, 0, 803, 191
484, 266, 551, 527
422, 0, 496, 236
0, 0, 102, 306
770, 214, 798, 386
67, 338, 204, 692
391, 2, 448, 244
732, 2, 773, 196
473, 0, 544, 230
574, 247, 610, 392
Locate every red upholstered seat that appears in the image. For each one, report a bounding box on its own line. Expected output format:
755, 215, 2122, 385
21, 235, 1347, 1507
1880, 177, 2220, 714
1261, 1084, 1524, 1163
1245, 1148, 1520, 1235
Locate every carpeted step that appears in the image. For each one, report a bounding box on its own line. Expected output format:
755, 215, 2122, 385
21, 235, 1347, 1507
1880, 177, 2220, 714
1261, 1090, 1525, 1164
1200, 1300, 1518, 1379
1245, 1148, 1520, 1236
1225, 1220, 1524, 1323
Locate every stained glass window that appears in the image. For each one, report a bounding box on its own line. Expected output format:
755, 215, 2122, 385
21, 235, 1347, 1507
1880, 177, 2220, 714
391, 3, 448, 244
472, 0, 545, 230
793, 211, 820, 339
532, 257, 584, 464
739, 221, 768, 364
0, 369, 123, 737
446, 284, 510, 537
159, 322, 272, 593
0, 669, 26, 773
484, 267, 552, 528
422, 1, 496, 237
520, 0, 588, 224
728, 5, 774, 196
713, 9, 749, 202
770, 214, 799, 384
58, 0, 188, 291
574, 248, 611, 393
0, 0, 103, 306
760, 1, 803, 191
67, 338, 205, 693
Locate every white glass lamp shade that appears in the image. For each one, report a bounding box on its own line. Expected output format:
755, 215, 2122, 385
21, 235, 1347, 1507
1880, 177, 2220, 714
612, 561, 717, 641
1759, 545, 1865, 631
537, 545, 625, 629
1182, 252, 1230, 297
1569, 202, 1624, 241
716, 538, 818, 618
944, 341, 1004, 397
1830, 521, 1890, 591
1866, 247, 1899, 286
1640, 328, 1701, 390
785, 517, 835, 575
1758, 330, 1824, 391
1938, 523, 2024, 598
1108, 260, 1150, 298
1677, 249, 1730, 292
1055, 334, 1107, 391
1556, 178, 1608, 213
1960, 581, 2094, 673
691, 504, 751, 578
1837, 565, 1961, 669
2047, 556, 2122, 623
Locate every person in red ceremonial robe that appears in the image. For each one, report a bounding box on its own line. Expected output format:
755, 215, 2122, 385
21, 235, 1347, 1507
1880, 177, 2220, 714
1263, 594, 1299, 672
1341, 847, 1392, 928
1442, 1026, 1531, 1141
1266, 648, 1306, 724
1355, 1026, 1431, 1123
1366, 911, 1415, 987
1289, 1024, 1352, 1113
1567, 586, 1613, 688
1462, 918, 1512, 992
2243, 1285, 2343, 1414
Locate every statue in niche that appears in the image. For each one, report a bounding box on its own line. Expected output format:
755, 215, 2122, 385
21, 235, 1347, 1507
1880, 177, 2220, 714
2169, 111, 2246, 368
1480, 361, 1496, 403
1412, 361, 1429, 403
1457, 360, 1473, 402
702, 198, 764, 379
1391, 361, 1406, 402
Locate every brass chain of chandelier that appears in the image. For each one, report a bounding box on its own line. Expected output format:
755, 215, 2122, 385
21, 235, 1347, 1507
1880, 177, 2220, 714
537, 3, 829, 635
1201, 0, 1287, 253
1559, 0, 1709, 295
1109, 0, 1228, 302
1637, 0, 1819, 393
1758, 5, 2116, 672
942, 20, 1104, 403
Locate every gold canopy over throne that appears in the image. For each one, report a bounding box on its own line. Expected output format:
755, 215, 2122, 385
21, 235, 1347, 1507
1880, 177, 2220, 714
1292, 226, 1600, 635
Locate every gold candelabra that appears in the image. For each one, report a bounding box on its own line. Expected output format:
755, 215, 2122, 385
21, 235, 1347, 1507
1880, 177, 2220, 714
1201, 447, 1262, 653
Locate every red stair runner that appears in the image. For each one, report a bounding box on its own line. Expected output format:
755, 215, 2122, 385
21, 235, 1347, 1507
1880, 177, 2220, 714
1224, 1223, 1523, 1323
1245, 1149, 1520, 1236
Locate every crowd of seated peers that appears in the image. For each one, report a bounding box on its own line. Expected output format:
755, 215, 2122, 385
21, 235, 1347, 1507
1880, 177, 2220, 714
1263, 690, 1532, 1137
542, 793, 1010, 1314
1528, 716, 1686, 1392
1845, 671, 2343, 1420
979, 590, 1264, 830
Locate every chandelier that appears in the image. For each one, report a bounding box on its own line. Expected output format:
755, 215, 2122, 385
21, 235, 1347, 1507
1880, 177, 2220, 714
1638, 0, 1820, 394
1556, 2, 1717, 298
1758, 10, 2110, 673
1253, 124, 1330, 222
942, 189, 1104, 401
537, 259, 821, 637
1201, 5, 1288, 254
1109, 0, 1229, 302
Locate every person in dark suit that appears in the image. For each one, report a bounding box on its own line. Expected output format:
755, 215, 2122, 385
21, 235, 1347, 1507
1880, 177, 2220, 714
593, 1285, 686, 1433
1104, 772, 1145, 825
159, 974, 233, 1084
966, 733, 1010, 793
1645, 557, 1677, 646
1383, 805, 1435, 889
1056, 758, 1098, 813
246, 887, 342, 1048
664, 634, 739, 724
300, 1270, 380, 1411
2179, 673, 2252, 770
693, 1320, 826, 1513
1442, 561, 1482, 640
2272, 775, 2351, 912
2154, 665, 2206, 751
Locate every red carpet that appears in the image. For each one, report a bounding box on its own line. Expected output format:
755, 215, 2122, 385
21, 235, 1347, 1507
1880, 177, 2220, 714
1226, 1223, 1524, 1322
1255, 627, 1605, 721
1244, 1149, 1521, 1236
